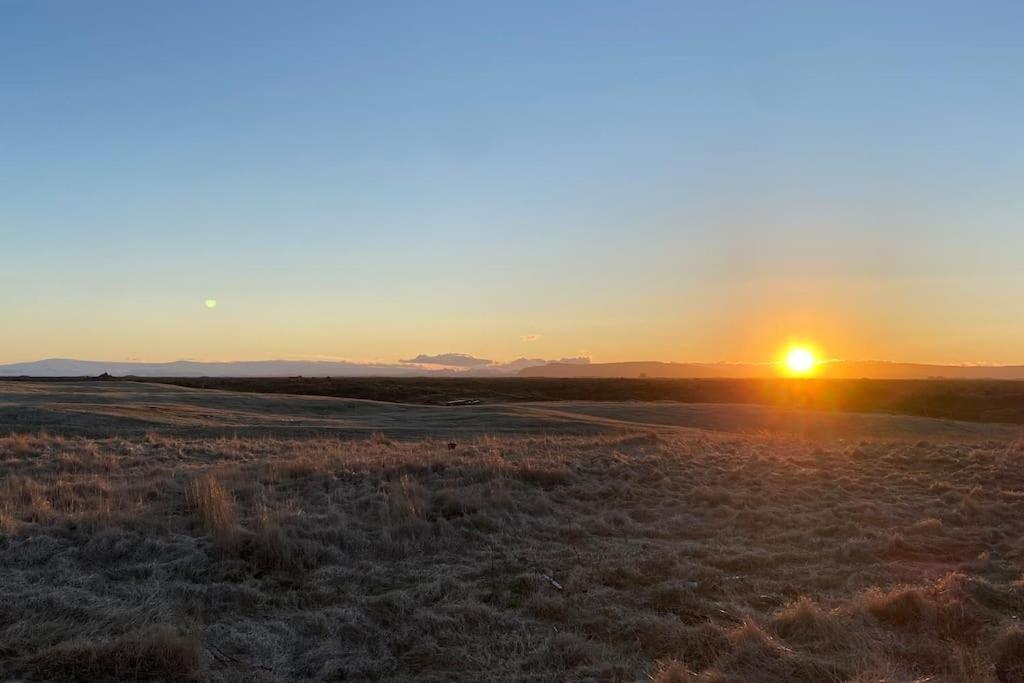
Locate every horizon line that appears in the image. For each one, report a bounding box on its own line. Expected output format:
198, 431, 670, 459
5, 357, 1024, 369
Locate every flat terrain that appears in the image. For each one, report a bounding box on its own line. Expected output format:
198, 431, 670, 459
1, 382, 1023, 681
120, 376, 1024, 427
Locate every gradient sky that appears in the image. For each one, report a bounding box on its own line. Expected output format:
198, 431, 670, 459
3, 1, 1023, 365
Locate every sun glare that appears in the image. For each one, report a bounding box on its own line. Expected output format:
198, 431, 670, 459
784, 346, 816, 375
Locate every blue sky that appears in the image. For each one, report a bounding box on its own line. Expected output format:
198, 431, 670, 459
2, 1, 1022, 364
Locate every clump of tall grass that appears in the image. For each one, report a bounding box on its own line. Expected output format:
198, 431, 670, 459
185, 474, 237, 539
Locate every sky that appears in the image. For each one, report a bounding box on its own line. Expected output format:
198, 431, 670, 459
2, 1, 1023, 366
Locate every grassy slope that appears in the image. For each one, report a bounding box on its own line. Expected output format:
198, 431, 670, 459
136, 377, 1024, 426
3, 381, 1021, 443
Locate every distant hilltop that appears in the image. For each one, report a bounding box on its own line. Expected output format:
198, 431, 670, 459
518, 360, 1024, 380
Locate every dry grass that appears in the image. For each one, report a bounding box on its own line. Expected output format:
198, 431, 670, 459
28, 627, 204, 681
0, 429, 1022, 680
143, 375, 1024, 426
186, 474, 238, 540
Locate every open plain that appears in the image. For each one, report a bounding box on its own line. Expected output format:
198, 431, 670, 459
1, 381, 1023, 681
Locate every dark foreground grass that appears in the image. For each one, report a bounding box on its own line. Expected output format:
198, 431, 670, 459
1, 430, 1023, 680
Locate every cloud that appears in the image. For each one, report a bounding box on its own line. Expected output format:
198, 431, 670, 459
556, 356, 591, 365
521, 334, 543, 342
400, 353, 495, 368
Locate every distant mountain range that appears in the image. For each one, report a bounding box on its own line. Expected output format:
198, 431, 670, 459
0, 359, 425, 378
518, 360, 1024, 380
3, 358, 1024, 380
0, 357, 576, 378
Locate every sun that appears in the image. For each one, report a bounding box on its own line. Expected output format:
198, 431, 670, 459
784, 346, 816, 375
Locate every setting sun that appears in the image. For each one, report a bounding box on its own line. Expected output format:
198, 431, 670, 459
784, 347, 817, 375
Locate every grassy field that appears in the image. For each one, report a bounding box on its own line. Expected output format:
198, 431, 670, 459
129, 376, 1024, 426
2, 430, 1024, 681
1, 383, 1024, 680
2, 380, 1019, 442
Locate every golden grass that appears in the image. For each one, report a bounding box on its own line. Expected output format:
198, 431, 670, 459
0, 430, 1021, 680
185, 473, 237, 539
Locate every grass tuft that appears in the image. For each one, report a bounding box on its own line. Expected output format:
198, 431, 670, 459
185, 474, 237, 539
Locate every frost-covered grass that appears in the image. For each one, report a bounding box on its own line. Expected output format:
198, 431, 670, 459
1, 431, 1023, 681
